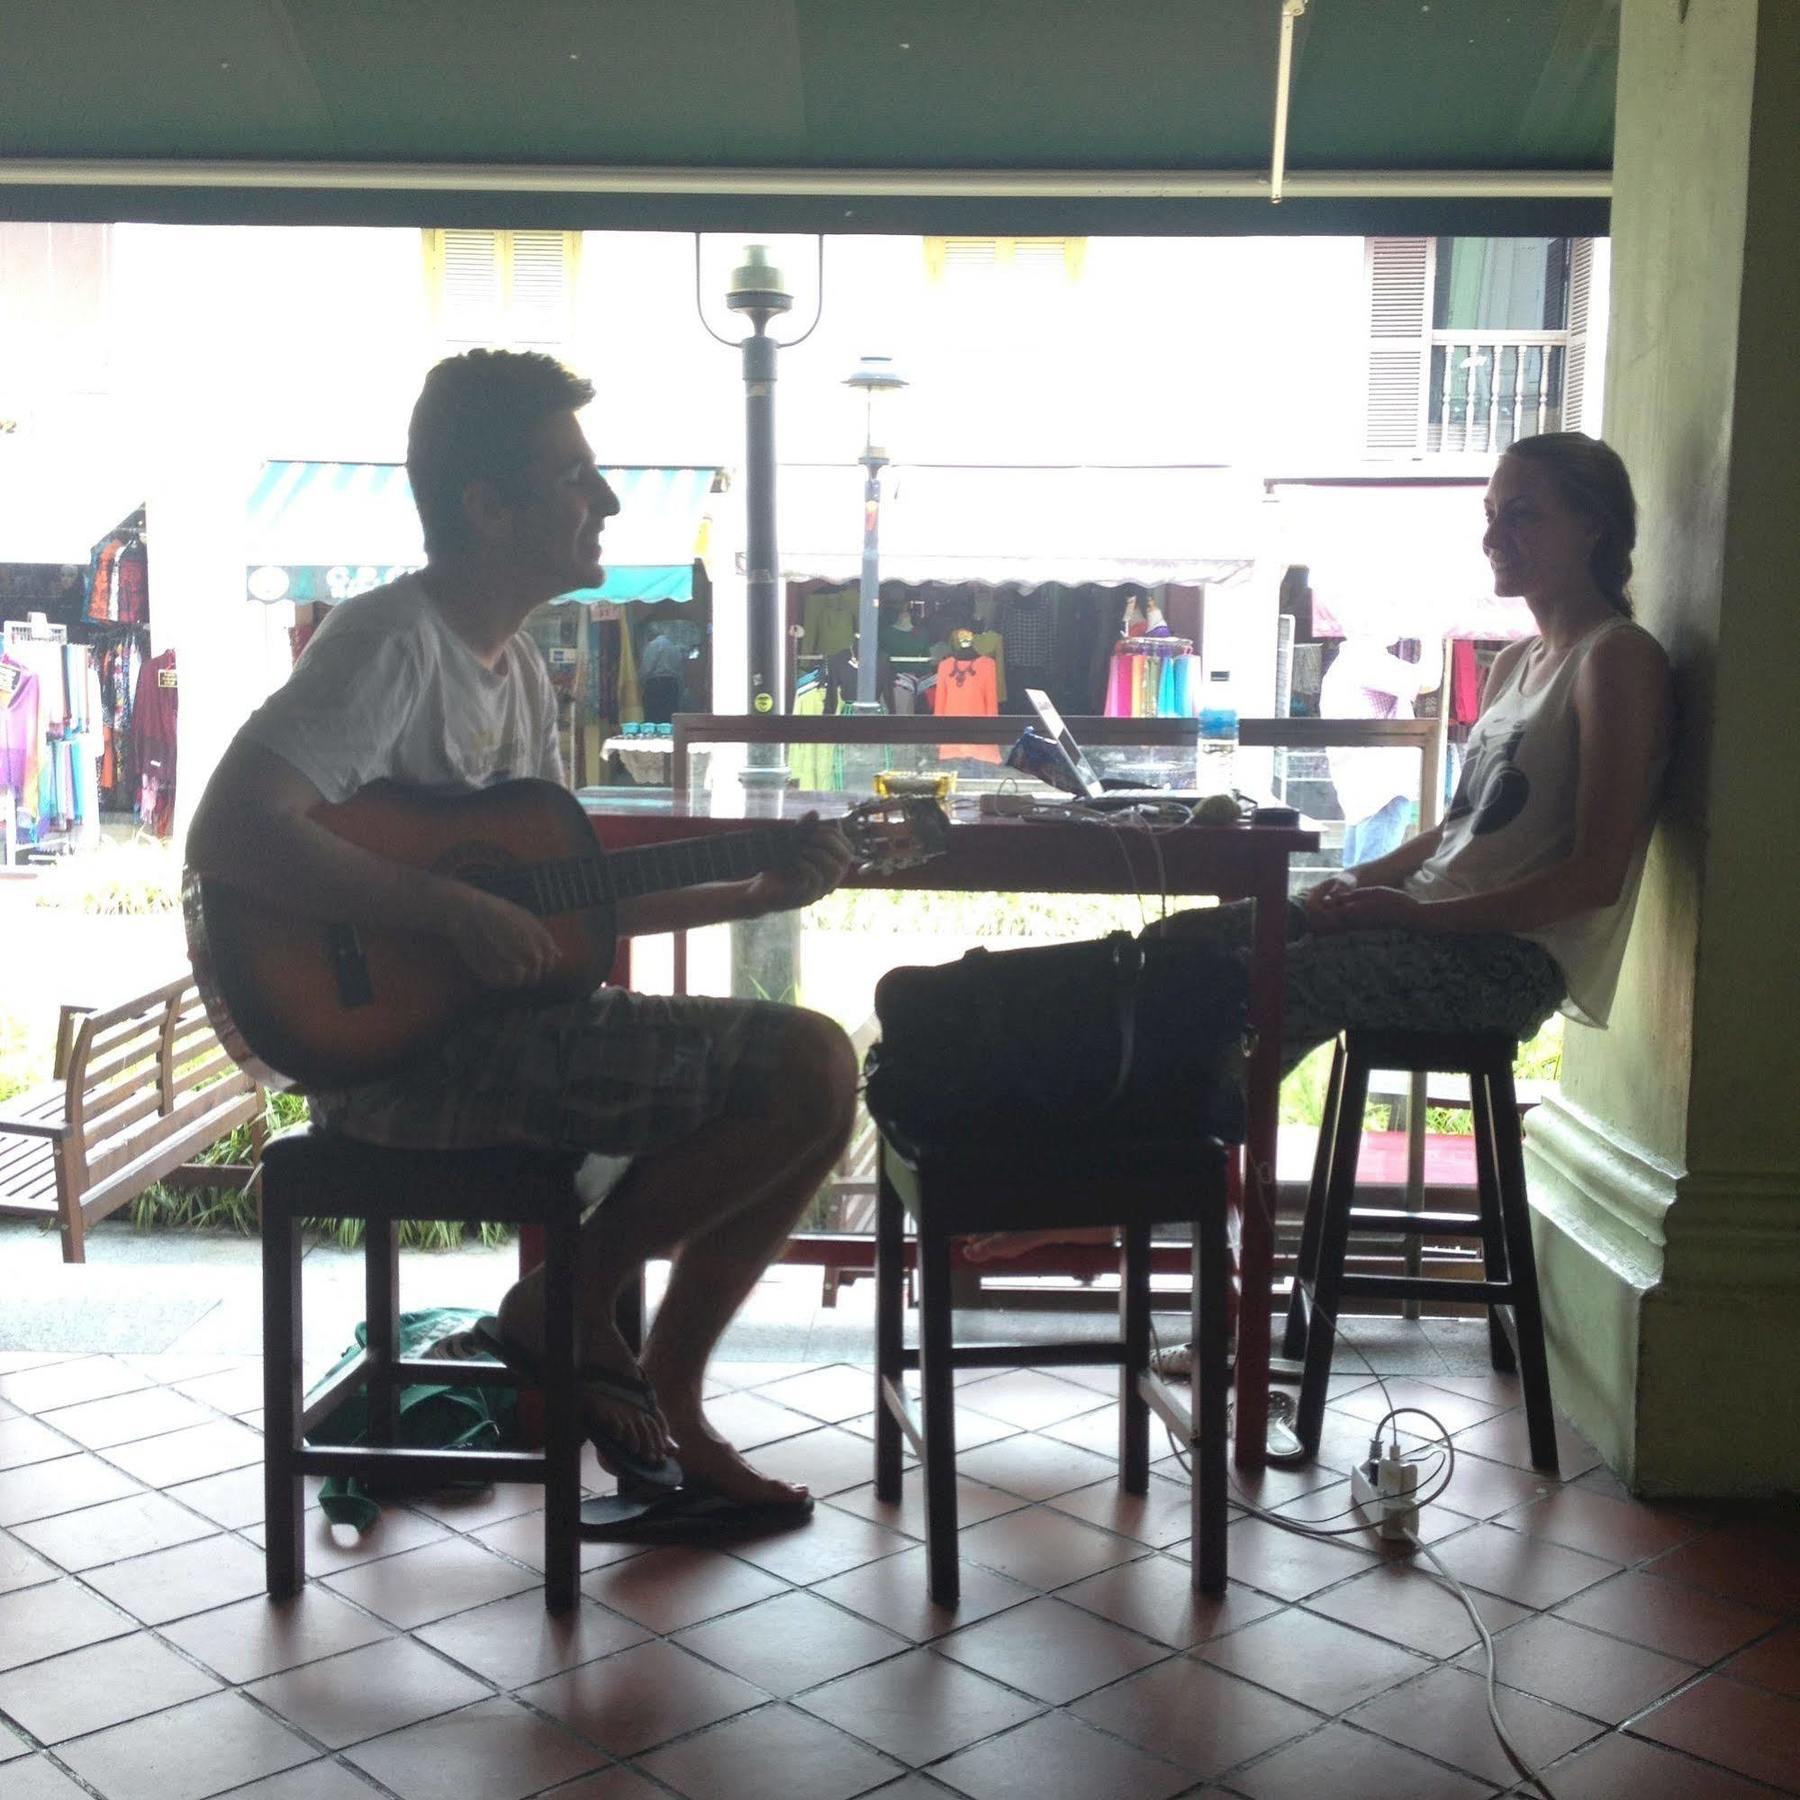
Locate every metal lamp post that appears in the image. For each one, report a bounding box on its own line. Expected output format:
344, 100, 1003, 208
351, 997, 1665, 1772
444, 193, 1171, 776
843, 355, 909, 712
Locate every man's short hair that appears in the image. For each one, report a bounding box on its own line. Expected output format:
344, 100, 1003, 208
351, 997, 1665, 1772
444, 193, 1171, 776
407, 349, 597, 558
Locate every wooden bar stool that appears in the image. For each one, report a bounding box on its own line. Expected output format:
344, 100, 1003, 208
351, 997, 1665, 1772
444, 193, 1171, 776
1282, 1029, 1559, 1471
261, 1126, 585, 1611
874, 1127, 1233, 1605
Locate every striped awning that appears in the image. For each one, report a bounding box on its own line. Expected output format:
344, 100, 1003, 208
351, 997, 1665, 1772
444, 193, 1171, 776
243, 461, 717, 605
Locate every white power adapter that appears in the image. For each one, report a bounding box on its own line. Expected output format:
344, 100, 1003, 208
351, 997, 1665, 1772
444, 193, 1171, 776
1350, 1439, 1424, 1541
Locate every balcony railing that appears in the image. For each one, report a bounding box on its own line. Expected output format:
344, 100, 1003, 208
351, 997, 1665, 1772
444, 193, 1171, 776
1427, 331, 1566, 455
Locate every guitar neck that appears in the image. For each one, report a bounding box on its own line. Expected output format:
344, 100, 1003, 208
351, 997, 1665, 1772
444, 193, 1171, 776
475, 827, 787, 918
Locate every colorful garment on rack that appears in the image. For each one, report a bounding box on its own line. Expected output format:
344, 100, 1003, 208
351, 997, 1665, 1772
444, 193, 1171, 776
801, 588, 859, 658
134, 648, 179, 837
930, 653, 1002, 762
0, 655, 42, 808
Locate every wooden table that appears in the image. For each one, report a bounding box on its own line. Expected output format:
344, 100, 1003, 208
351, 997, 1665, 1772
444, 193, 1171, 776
580, 788, 1316, 1470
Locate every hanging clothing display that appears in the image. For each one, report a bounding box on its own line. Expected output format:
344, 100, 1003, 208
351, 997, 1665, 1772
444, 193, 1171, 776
0, 626, 102, 844
801, 587, 859, 658
132, 648, 179, 838
84, 521, 150, 626
1103, 636, 1198, 719
0, 655, 43, 816
930, 649, 1001, 763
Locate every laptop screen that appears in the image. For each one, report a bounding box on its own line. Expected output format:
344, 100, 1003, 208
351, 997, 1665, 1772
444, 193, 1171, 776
1023, 688, 1106, 801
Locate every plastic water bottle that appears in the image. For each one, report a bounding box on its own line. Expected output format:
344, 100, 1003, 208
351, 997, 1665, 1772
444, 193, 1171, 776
1199, 668, 1238, 796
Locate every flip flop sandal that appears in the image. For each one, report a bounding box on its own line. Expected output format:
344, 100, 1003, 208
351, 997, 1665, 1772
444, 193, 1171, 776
580, 1480, 815, 1544
469, 1316, 684, 1492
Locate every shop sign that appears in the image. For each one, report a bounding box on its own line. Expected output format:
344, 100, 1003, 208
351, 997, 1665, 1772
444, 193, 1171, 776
245, 563, 421, 604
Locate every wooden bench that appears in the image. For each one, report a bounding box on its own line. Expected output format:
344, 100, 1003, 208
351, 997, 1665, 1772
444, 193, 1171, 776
0, 975, 266, 1262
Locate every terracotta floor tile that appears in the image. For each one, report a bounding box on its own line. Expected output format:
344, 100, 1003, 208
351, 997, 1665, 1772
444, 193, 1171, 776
956, 1504, 1139, 1591
162, 1464, 274, 1531
204, 1762, 386, 1800
1498, 1483, 1707, 1564
0, 1717, 27, 1761
1225, 1718, 1491, 1800
0, 1452, 142, 1526
581, 1544, 790, 1633
0, 1352, 72, 1376
100, 1416, 265, 1491
1552, 1568, 1779, 1665
55, 1689, 314, 1800
1349, 1662, 1602, 1787
1209, 1458, 1341, 1512
840, 1404, 1020, 1452
11, 1489, 217, 1571
1538, 1727, 1780, 1800
829, 1470, 1022, 1536
1268, 1478, 1475, 1547
0, 1628, 220, 1743
171, 1362, 269, 1415
925, 1708, 1192, 1800
955, 1433, 1117, 1502
247, 1635, 492, 1748
955, 1369, 1112, 1432
415, 1588, 649, 1688
1450, 1407, 1602, 1477
0, 1527, 56, 1596
1454, 1612, 1694, 1724
635, 1700, 904, 1800
1046, 1362, 1125, 1396
82, 1530, 268, 1625
1193, 1607, 1428, 1714
1033, 1405, 1126, 1459
1329, 1375, 1509, 1435
159, 1587, 395, 1683
404, 1480, 546, 1532
320, 1535, 539, 1629
0, 1577, 133, 1672
36, 1385, 215, 1452
534, 1768, 671, 1800
751, 1364, 884, 1424
1046, 1472, 1200, 1550
746, 1425, 908, 1498
469, 1506, 644, 1575
1647, 1522, 1800, 1613
711, 1359, 832, 1391
1418, 1518, 1619, 1610
809, 1544, 1036, 1642
1070, 1655, 1317, 1778
0, 1757, 90, 1799
0, 1415, 71, 1471
1408, 1448, 1554, 1521
520, 1638, 768, 1757
796, 1645, 1045, 1763
344, 1694, 605, 1800
729, 1502, 914, 1585
933, 1594, 1171, 1704
672, 1588, 910, 1695
0, 1355, 150, 1414
1302, 1558, 1531, 1660
1720, 1623, 1800, 1697
1628, 1672, 1800, 1792
1057, 1556, 1284, 1648
1215, 1515, 1378, 1602
700, 1389, 823, 1451
251, 1501, 455, 1575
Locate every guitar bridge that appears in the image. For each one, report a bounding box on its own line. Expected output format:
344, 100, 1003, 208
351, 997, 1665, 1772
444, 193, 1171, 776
325, 924, 374, 1007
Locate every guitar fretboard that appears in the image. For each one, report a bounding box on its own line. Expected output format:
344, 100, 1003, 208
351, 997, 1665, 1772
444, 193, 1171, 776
474, 828, 786, 918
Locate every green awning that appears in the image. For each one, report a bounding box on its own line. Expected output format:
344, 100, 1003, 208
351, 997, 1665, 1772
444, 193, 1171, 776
244, 460, 717, 605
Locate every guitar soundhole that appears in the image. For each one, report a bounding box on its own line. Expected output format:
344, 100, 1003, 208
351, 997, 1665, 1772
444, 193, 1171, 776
325, 924, 375, 1008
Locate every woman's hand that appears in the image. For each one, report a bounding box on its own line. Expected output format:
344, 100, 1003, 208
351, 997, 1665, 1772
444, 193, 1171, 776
1302, 873, 1359, 930
1317, 884, 1431, 933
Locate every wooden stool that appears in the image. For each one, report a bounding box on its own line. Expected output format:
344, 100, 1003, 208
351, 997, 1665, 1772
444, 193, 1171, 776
1282, 1030, 1559, 1471
874, 1127, 1232, 1604
261, 1127, 585, 1611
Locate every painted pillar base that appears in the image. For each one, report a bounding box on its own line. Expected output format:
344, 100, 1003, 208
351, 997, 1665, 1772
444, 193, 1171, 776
1528, 1095, 1800, 1497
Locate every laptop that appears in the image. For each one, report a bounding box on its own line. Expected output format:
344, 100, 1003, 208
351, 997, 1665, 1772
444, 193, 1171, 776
1021, 688, 1209, 808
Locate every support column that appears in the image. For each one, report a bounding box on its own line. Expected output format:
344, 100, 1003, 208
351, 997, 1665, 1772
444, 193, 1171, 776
1526, 0, 1800, 1493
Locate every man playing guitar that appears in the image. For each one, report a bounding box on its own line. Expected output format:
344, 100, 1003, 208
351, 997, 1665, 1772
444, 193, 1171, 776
188, 349, 855, 1515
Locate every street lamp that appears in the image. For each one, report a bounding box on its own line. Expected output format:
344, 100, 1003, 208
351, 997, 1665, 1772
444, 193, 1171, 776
843, 354, 909, 712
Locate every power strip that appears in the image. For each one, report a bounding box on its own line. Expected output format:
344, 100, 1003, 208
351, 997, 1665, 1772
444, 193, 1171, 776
1350, 1441, 1424, 1541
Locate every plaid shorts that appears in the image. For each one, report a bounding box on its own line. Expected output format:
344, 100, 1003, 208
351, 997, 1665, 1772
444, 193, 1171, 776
307, 990, 796, 1155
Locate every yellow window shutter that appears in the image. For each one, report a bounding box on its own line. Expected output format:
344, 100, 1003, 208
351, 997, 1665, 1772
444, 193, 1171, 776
1365, 236, 1432, 455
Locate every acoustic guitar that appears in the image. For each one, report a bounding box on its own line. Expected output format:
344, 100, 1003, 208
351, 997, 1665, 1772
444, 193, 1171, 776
184, 778, 950, 1090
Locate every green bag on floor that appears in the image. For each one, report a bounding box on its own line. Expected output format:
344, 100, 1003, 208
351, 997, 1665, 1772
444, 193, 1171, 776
306, 1306, 519, 1531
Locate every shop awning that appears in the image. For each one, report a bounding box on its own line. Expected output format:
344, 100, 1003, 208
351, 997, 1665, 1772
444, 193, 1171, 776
1269, 477, 1535, 640
777, 464, 1260, 591
0, 2, 1613, 236
244, 461, 718, 605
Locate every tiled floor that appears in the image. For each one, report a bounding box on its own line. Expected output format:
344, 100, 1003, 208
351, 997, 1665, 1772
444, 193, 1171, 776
1, 1343, 1798, 1799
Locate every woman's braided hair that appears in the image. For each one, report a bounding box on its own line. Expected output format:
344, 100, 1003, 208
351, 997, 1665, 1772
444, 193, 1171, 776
1502, 432, 1637, 617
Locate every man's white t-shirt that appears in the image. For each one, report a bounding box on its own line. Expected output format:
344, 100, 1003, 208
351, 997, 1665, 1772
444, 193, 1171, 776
240, 574, 563, 800
1320, 638, 1428, 826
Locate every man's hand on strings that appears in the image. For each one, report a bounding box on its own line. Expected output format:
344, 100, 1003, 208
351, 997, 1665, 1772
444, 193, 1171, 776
746, 813, 854, 916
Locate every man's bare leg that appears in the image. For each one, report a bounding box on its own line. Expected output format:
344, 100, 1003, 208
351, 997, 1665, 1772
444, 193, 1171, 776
499, 1010, 856, 1498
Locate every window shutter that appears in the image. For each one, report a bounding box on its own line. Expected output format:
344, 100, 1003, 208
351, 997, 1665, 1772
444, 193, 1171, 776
923, 236, 1085, 282
506, 232, 578, 347
434, 229, 504, 348
426, 230, 578, 352
1561, 237, 1593, 434
1365, 237, 1432, 454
